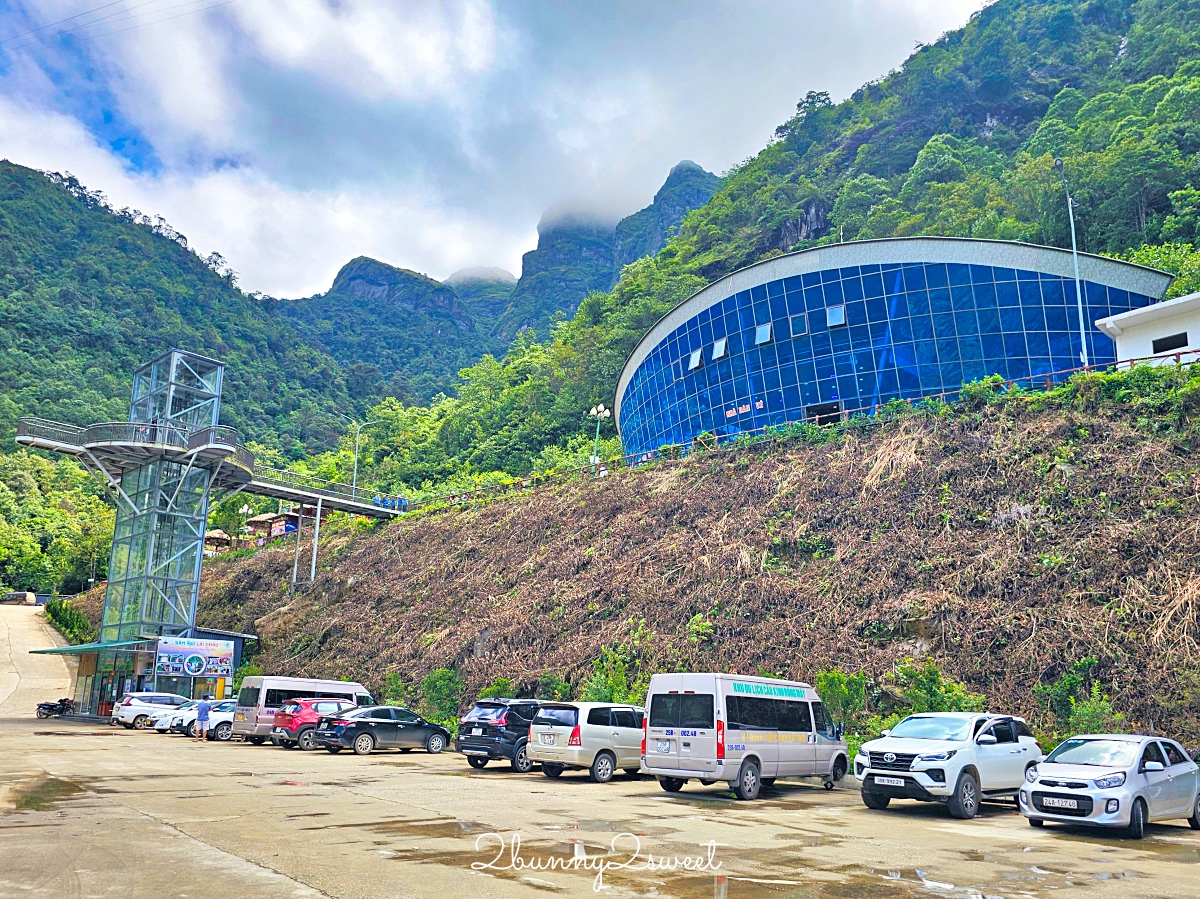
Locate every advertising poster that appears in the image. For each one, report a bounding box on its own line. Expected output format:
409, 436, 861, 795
155, 637, 235, 678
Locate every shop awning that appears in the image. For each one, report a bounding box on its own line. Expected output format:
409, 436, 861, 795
30, 639, 152, 655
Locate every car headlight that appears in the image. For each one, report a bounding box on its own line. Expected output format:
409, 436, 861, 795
916, 750, 957, 762
1025, 767, 1038, 783
1094, 772, 1126, 789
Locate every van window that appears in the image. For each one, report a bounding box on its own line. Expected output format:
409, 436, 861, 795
265, 688, 313, 707
680, 694, 714, 729
777, 700, 813, 732
812, 702, 835, 736
587, 707, 612, 726
237, 687, 260, 708
739, 697, 777, 730
357, 694, 374, 706
534, 707, 578, 727
649, 695, 680, 728
612, 709, 638, 729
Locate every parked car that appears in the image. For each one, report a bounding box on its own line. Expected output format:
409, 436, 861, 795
233, 676, 373, 744
641, 673, 850, 800
271, 698, 358, 750
314, 705, 451, 756
456, 698, 541, 772
527, 702, 645, 783
168, 700, 237, 740
1020, 734, 1200, 838
112, 692, 191, 729
855, 712, 1043, 819
152, 702, 197, 733
2, 590, 36, 604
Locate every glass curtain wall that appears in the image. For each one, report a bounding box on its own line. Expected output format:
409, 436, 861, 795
617, 262, 1157, 456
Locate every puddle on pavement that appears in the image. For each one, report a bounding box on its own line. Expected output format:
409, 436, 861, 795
4, 775, 85, 811
303, 816, 495, 840
33, 730, 117, 737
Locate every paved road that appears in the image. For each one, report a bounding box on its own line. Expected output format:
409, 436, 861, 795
0, 604, 72, 716
1, 721, 1199, 898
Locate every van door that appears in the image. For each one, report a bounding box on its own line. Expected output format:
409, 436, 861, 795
738, 697, 778, 777
678, 693, 717, 774
811, 702, 837, 775
776, 699, 816, 775
646, 689, 682, 770
611, 709, 642, 768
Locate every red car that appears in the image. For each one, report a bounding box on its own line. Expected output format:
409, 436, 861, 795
271, 698, 358, 750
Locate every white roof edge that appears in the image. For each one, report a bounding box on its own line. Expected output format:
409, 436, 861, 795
1094, 289, 1200, 338
614, 237, 1174, 430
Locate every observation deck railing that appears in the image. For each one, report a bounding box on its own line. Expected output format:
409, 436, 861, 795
250, 466, 404, 508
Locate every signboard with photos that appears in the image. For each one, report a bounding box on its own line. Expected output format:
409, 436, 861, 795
154, 637, 235, 678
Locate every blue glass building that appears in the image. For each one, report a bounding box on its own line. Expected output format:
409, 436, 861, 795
615, 238, 1172, 456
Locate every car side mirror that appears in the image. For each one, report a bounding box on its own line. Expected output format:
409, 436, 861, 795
1143, 761, 1165, 772
977, 734, 998, 745
880, 729, 891, 737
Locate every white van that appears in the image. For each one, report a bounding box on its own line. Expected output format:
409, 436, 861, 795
232, 676, 373, 743
641, 672, 850, 800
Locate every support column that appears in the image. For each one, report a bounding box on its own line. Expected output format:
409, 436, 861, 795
291, 505, 304, 593
309, 497, 322, 583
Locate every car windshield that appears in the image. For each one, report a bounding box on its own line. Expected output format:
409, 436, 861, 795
464, 704, 507, 722
534, 707, 578, 727
888, 716, 975, 741
177, 702, 198, 711
1046, 738, 1139, 767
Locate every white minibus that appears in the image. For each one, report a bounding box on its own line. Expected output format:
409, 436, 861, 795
641, 672, 849, 800
233, 675, 373, 743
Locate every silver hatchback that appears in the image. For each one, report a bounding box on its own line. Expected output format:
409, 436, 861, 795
1020, 734, 1200, 838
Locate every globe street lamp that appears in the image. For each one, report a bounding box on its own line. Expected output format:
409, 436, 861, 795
589, 404, 611, 477
1055, 158, 1089, 368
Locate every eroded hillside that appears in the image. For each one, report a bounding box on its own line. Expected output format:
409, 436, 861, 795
189, 369, 1200, 737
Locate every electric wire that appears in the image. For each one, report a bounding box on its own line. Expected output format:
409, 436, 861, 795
1, 0, 240, 55
0, 0, 129, 45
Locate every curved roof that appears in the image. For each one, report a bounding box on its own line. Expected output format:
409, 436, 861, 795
614, 237, 1173, 428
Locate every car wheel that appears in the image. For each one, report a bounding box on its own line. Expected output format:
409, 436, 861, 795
121, 722, 133, 729
831, 757, 848, 782
248, 736, 267, 745
353, 733, 375, 756
862, 791, 891, 810
625, 769, 642, 778
213, 722, 233, 742
658, 777, 686, 793
1125, 798, 1147, 840
186, 722, 197, 738
1028, 817, 1044, 828
468, 756, 489, 769
326, 746, 342, 754
542, 763, 565, 778
511, 742, 533, 774
297, 729, 318, 751
947, 771, 980, 820
426, 732, 446, 754
1188, 793, 1200, 830
700, 779, 718, 786
733, 759, 761, 801
589, 751, 616, 784
133, 715, 149, 730
399, 748, 413, 753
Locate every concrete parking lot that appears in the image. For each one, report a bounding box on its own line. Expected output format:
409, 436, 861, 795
2, 606, 1199, 898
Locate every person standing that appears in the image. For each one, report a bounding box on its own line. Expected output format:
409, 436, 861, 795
194, 695, 212, 743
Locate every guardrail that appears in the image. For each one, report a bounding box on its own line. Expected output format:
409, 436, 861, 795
82, 421, 191, 451
188, 425, 240, 451
15, 418, 85, 446
251, 467, 405, 507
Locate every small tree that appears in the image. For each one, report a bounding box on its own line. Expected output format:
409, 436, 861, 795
479, 676, 514, 699
891, 659, 984, 713
536, 672, 572, 701
1067, 684, 1125, 735
815, 669, 867, 724
421, 668, 465, 719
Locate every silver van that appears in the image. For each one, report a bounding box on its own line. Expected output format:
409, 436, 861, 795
641, 672, 850, 800
233, 675, 373, 743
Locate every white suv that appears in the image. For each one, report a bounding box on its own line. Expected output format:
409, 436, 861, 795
112, 692, 190, 729
855, 712, 1043, 819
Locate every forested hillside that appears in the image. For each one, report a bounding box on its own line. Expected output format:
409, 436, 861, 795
309, 0, 1200, 495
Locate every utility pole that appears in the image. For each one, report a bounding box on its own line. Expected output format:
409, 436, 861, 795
1055, 158, 1089, 367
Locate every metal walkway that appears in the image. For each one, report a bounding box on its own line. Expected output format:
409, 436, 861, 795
15, 417, 404, 519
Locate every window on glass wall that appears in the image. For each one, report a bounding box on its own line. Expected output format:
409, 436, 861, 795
755, 323, 773, 345
790, 314, 807, 338
686, 348, 703, 371
827, 304, 846, 327
712, 337, 728, 360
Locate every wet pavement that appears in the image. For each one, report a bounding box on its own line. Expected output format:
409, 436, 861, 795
1, 718, 1199, 898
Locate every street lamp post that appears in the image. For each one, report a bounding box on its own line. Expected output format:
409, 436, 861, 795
1055, 158, 1090, 368
334, 413, 385, 499
589, 404, 611, 477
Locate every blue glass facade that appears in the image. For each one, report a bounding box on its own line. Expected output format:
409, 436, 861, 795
617, 251, 1166, 457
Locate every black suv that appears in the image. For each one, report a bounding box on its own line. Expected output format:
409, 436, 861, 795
456, 698, 541, 772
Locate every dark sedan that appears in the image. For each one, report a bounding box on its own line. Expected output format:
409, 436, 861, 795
315, 705, 450, 756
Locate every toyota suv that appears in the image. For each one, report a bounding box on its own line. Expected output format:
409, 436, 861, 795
456, 698, 541, 772
855, 712, 1042, 819
527, 702, 645, 783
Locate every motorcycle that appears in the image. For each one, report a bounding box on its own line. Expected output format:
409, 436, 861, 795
36, 698, 74, 719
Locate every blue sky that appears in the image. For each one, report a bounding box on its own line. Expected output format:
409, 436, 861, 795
0, 1, 986, 296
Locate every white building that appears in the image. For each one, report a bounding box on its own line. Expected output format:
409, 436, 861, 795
1095, 291, 1200, 366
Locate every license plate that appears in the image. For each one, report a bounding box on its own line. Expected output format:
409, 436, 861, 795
875, 775, 905, 787
272, 728, 284, 735
540, 733, 555, 745
472, 728, 482, 735
1043, 797, 1078, 809
656, 740, 672, 753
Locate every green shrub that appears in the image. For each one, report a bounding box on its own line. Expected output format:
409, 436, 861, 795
421, 668, 465, 719
535, 672, 572, 701
1033, 658, 1098, 730
479, 676, 515, 699
44, 598, 94, 645
815, 669, 867, 725
1066, 684, 1125, 736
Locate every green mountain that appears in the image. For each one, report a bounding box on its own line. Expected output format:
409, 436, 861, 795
612, 160, 721, 271
444, 267, 517, 326
280, 257, 487, 405
492, 160, 722, 341
331, 0, 1200, 493
0, 160, 354, 458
